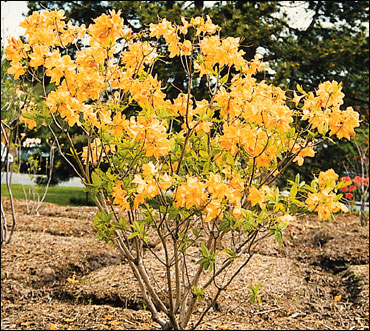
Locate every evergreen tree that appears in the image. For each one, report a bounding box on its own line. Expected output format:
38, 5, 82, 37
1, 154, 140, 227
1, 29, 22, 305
25, 1, 369, 182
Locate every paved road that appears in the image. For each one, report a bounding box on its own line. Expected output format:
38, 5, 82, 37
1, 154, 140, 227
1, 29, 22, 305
1, 172, 84, 187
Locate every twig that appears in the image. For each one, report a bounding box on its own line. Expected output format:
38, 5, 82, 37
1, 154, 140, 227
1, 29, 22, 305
254, 307, 281, 315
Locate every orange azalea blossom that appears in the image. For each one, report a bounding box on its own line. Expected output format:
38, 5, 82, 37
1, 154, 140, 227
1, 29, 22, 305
111, 181, 130, 211
5, 37, 29, 63
227, 175, 245, 219
75, 46, 107, 69
20, 11, 55, 45
128, 74, 167, 110
149, 18, 180, 58
60, 21, 87, 46
142, 162, 157, 177
111, 112, 129, 137
305, 169, 348, 220
247, 185, 271, 209
88, 10, 124, 47
132, 175, 159, 198
292, 90, 305, 107
328, 107, 360, 140
132, 174, 172, 209
121, 41, 157, 74
180, 40, 192, 56
29, 44, 50, 69
198, 35, 247, 74
139, 163, 173, 193
316, 80, 344, 109
204, 200, 224, 223
300, 81, 359, 138
290, 141, 316, 166
302, 81, 344, 113
45, 52, 76, 85
81, 138, 115, 166
195, 15, 220, 35
242, 55, 266, 75
305, 191, 348, 221
175, 177, 207, 209
125, 117, 170, 159
204, 173, 244, 216
149, 18, 174, 39
218, 120, 242, 155
158, 173, 173, 192
19, 101, 39, 130
191, 120, 212, 133
7, 61, 27, 80
318, 169, 338, 191
276, 213, 296, 225
19, 116, 36, 130
170, 93, 194, 119
45, 89, 87, 126
179, 17, 191, 35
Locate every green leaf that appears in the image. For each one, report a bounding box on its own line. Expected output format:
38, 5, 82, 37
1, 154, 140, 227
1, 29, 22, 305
290, 183, 297, 199
128, 232, 139, 240
219, 73, 229, 84
249, 282, 262, 304
296, 84, 304, 94
20, 112, 37, 120
191, 149, 198, 159
291, 199, 305, 206
118, 217, 129, 231
199, 150, 208, 158
197, 257, 208, 265
192, 286, 205, 301
336, 180, 351, 190
295, 173, 300, 185
91, 171, 103, 187
203, 161, 210, 174
278, 220, 289, 231
200, 243, 210, 258
192, 228, 200, 237
224, 248, 237, 261
272, 229, 283, 247
335, 193, 343, 201
220, 219, 231, 232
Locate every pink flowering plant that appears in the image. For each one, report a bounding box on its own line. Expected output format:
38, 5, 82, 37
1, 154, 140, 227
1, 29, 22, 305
341, 106, 369, 225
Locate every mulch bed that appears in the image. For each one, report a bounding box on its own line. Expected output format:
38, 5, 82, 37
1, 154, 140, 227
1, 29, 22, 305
1, 198, 369, 330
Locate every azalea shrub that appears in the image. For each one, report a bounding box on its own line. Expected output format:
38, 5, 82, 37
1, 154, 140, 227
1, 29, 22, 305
341, 109, 369, 225
5, 10, 360, 330
340, 175, 369, 223
340, 175, 369, 200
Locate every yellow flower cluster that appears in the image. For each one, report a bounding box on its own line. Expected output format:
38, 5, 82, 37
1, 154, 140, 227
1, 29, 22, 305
5, 10, 359, 224
300, 81, 359, 140
305, 169, 348, 220
246, 185, 272, 210
81, 138, 115, 166
174, 173, 245, 222
114, 161, 173, 211
88, 10, 124, 47
125, 117, 171, 158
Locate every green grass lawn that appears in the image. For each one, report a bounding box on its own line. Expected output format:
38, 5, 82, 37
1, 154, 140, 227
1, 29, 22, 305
1, 184, 95, 206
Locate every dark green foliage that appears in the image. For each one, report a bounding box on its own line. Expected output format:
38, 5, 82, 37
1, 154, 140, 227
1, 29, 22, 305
25, 1, 369, 182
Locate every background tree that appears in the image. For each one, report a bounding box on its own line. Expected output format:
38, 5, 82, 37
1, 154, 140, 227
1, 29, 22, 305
1, 48, 20, 244
26, 0, 369, 183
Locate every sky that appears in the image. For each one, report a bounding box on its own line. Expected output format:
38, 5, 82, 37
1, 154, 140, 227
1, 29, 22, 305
1, 1, 313, 47
1, 1, 28, 45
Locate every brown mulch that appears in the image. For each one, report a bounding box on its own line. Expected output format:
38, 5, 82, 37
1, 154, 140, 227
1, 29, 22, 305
1, 198, 369, 330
